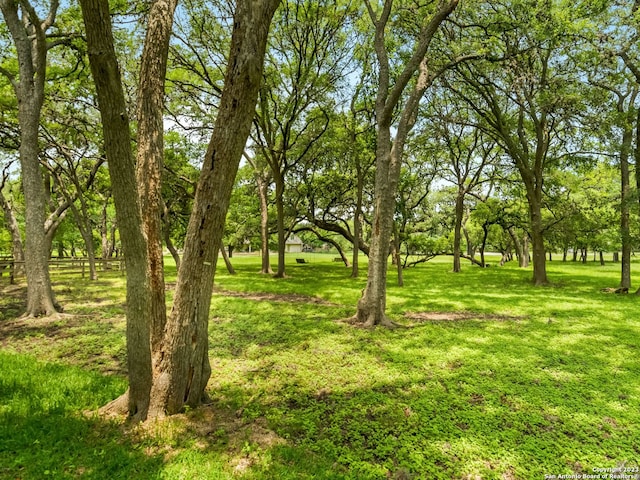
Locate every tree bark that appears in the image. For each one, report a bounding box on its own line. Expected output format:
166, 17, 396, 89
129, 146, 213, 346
220, 246, 236, 275
149, 0, 280, 416
80, 0, 153, 421
351, 159, 364, 278
274, 171, 286, 278
135, 0, 178, 353
452, 188, 465, 272
256, 171, 273, 274
354, 0, 458, 326
1, 0, 60, 316
620, 118, 633, 290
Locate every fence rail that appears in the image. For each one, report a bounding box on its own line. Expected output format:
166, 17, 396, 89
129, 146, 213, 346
0, 257, 125, 284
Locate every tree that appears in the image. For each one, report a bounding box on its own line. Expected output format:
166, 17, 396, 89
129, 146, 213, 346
253, 0, 348, 278
450, 0, 585, 285
80, 0, 153, 420
0, 0, 62, 316
150, 0, 280, 416
353, 0, 459, 326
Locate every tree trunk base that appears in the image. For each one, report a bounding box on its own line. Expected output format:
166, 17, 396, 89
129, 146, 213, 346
343, 313, 402, 329
99, 391, 130, 418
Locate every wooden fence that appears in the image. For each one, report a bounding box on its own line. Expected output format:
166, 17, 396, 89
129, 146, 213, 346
0, 257, 125, 284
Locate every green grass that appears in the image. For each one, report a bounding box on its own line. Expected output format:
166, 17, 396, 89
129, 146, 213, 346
1, 254, 639, 479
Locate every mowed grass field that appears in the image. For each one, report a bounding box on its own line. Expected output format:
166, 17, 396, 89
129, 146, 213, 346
0, 254, 639, 479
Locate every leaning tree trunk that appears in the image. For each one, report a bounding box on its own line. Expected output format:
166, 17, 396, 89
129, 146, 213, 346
149, 0, 280, 417
80, 0, 153, 421
1, 0, 60, 316
220, 246, 236, 275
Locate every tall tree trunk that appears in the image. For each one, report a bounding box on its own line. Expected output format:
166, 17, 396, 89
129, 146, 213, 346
452, 188, 464, 272
522, 235, 530, 268
526, 191, 547, 284
635, 108, 640, 295
149, 0, 280, 417
620, 120, 633, 290
1, 0, 60, 316
351, 161, 363, 278
256, 172, 273, 274
136, 0, 178, 353
479, 224, 489, 268
100, 197, 113, 268
393, 222, 403, 286
274, 172, 286, 278
80, 0, 153, 420
355, 0, 458, 326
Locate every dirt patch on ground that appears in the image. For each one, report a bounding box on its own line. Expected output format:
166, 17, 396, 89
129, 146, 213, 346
213, 287, 336, 306
404, 311, 525, 323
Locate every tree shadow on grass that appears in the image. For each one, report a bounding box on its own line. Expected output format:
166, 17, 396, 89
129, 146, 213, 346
0, 352, 163, 479
197, 304, 640, 480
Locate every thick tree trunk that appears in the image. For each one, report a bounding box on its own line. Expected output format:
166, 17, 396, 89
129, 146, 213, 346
528, 198, 547, 285
80, 0, 153, 420
149, 0, 280, 416
256, 172, 273, 274
135, 0, 178, 353
1, 0, 60, 316
354, 0, 458, 326
452, 189, 464, 272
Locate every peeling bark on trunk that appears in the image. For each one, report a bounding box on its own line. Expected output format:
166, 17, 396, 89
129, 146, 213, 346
135, 0, 178, 354
149, 0, 280, 416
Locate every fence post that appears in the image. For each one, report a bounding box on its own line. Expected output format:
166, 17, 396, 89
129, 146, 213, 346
9, 260, 15, 285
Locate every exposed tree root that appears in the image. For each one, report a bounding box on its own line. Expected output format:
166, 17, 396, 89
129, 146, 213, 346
341, 314, 404, 329
99, 391, 130, 418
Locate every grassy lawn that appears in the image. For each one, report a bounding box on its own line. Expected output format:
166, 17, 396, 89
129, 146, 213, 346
0, 254, 639, 479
